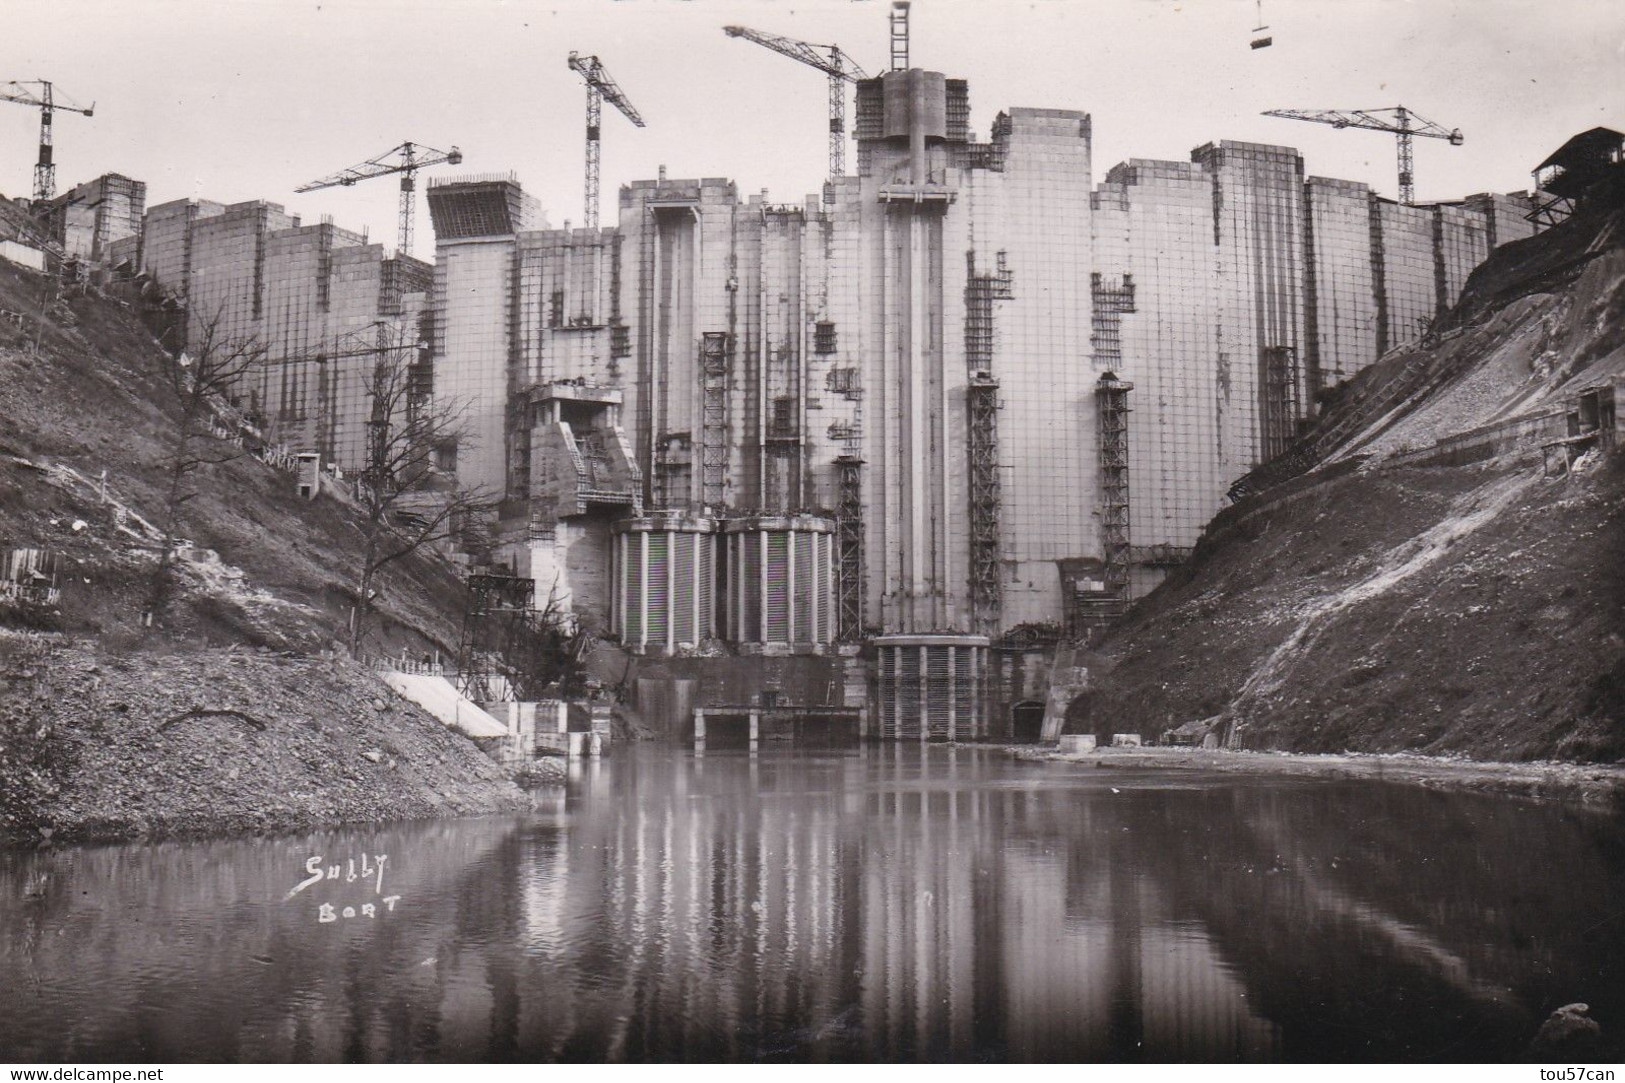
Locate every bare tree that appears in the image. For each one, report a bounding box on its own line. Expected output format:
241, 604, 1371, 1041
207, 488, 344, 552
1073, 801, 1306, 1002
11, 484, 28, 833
347, 320, 493, 656
146, 309, 266, 626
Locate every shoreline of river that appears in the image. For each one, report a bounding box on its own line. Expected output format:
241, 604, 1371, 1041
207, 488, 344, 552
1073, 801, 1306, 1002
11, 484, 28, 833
0, 633, 544, 849
1003, 744, 1625, 810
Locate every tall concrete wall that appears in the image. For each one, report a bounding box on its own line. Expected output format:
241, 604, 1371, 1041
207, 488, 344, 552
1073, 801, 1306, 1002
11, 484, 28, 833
1303, 176, 1378, 391
1093, 160, 1226, 568
423, 69, 1538, 642
136, 197, 431, 472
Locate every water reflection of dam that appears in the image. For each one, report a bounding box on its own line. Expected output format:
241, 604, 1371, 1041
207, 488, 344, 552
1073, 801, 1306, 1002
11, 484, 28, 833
4, 748, 1622, 1061
509, 748, 1279, 1060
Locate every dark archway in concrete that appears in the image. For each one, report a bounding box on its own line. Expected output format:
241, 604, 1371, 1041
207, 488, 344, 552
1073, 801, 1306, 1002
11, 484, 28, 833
1011, 700, 1045, 743
1064, 691, 1105, 743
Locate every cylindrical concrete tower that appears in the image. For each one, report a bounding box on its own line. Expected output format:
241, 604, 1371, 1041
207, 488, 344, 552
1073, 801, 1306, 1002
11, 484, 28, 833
611, 512, 718, 654
720, 514, 837, 652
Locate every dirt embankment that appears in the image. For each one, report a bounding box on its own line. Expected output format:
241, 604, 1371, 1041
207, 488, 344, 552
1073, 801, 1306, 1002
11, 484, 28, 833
0, 197, 544, 848
1090, 451, 1624, 761
1086, 182, 1625, 764
0, 631, 533, 846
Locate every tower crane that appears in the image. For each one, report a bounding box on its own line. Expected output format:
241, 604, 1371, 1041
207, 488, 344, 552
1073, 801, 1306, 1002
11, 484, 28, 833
1, 80, 95, 203
568, 51, 645, 230
722, 25, 870, 179
295, 141, 463, 258
1263, 106, 1462, 206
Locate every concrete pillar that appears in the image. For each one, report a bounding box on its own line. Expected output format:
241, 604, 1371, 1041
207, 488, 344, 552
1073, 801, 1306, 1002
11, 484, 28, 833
787, 529, 797, 646
665, 529, 676, 653
638, 531, 649, 652
758, 530, 769, 644
947, 644, 957, 743
749, 710, 759, 749
969, 645, 982, 740
809, 530, 820, 645
691, 530, 702, 644
918, 645, 929, 741
610, 532, 619, 637
693, 708, 706, 748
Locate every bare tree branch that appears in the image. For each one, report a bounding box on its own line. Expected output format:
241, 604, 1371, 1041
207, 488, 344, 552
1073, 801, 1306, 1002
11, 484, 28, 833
344, 319, 495, 655
145, 305, 269, 627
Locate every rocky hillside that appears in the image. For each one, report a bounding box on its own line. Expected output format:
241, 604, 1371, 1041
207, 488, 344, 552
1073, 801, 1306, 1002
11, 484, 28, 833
0, 196, 529, 844
1089, 175, 1625, 762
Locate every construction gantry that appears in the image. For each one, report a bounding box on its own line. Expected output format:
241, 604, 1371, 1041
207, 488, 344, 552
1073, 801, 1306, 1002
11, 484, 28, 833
700, 331, 730, 506
965, 250, 1014, 634
1260, 345, 1302, 461
456, 573, 537, 704
835, 454, 865, 642
1095, 373, 1133, 596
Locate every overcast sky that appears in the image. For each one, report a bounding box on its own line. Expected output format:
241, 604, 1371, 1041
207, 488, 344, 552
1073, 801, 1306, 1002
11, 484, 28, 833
3, 0, 1620, 258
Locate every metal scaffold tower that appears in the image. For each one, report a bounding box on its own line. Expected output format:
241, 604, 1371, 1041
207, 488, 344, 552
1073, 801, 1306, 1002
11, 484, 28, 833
700, 331, 729, 505
1260, 345, 1301, 461
1090, 272, 1137, 368
967, 375, 1001, 633
0, 80, 94, 203
568, 51, 646, 231
1095, 373, 1133, 595
965, 251, 1014, 634
889, 2, 911, 71
836, 453, 865, 642
456, 574, 536, 704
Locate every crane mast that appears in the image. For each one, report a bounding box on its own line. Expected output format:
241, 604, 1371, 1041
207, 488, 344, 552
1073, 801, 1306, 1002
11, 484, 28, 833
568, 51, 646, 231
295, 141, 463, 258
1263, 105, 1463, 205
1, 80, 95, 203
722, 25, 869, 180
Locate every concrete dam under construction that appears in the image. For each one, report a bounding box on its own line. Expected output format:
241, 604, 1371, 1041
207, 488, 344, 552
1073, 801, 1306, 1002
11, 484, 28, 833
82, 56, 1570, 743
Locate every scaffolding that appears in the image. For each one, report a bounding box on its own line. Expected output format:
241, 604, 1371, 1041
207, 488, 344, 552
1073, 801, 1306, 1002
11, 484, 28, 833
967, 375, 1001, 633
836, 453, 864, 641
965, 251, 1014, 634
700, 331, 729, 505
1095, 373, 1133, 594
1260, 345, 1301, 461
455, 573, 537, 704
1089, 272, 1136, 368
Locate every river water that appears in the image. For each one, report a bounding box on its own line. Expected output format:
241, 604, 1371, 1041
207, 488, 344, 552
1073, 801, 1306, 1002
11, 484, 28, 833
2, 745, 1622, 1062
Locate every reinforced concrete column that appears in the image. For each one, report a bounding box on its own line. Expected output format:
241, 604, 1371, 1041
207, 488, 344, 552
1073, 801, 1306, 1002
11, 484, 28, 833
918, 645, 929, 742
639, 532, 649, 652
758, 529, 769, 644
691, 532, 703, 644
809, 531, 820, 645
947, 645, 957, 743
787, 528, 798, 646
665, 529, 676, 653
